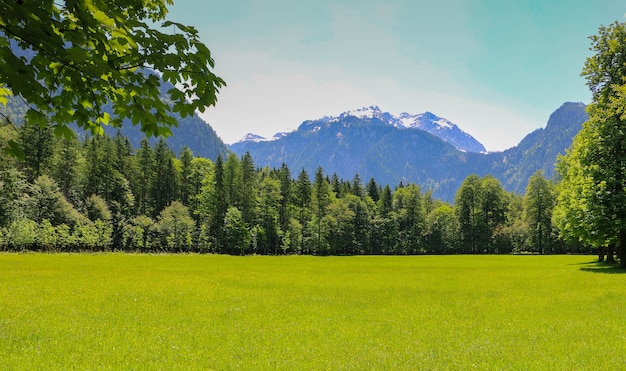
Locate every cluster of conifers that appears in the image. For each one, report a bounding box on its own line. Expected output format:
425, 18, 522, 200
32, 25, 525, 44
0, 124, 591, 255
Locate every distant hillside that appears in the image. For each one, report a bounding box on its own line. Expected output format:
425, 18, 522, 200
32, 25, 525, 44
85, 111, 229, 160
1, 73, 230, 161
82, 74, 230, 160
230, 102, 588, 201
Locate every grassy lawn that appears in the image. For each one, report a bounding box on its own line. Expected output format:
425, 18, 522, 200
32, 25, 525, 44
1, 253, 625, 369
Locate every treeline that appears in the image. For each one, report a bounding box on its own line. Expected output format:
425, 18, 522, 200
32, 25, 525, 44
0, 121, 590, 254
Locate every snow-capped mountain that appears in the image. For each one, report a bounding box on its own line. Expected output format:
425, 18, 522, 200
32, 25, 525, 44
237, 105, 485, 153
235, 132, 291, 144
237, 133, 269, 143
313, 105, 484, 153
323, 105, 403, 126
397, 111, 486, 153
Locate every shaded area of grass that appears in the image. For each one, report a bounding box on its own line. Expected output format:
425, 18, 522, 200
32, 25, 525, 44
1, 254, 626, 369
579, 260, 626, 274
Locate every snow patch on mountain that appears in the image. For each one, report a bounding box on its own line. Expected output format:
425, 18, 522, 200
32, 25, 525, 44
333, 107, 486, 153
235, 131, 292, 144
434, 119, 454, 130
272, 132, 290, 140
236, 133, 268, 143
395, 111, 486, 153
398, 112, 454, 130
342, 105, 382, 119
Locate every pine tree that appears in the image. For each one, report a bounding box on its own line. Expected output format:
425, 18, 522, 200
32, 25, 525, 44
294, 168, 312, 253
366, 177, 380, 203
313, 166, 333, 254
188, 158, 214, 220
223, 153, 241, 209
277, 163, 292, 235
151, 139, 178, 216
135, 139, 155, 216
179, 147, 194, 207
210, 155, 228, 250
19, 120, 54, 181
82, 135, 103, 198
239, 152, 257, 226
52, 134, 81, 203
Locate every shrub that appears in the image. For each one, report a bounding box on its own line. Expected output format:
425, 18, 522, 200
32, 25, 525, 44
6, 218, 38, 250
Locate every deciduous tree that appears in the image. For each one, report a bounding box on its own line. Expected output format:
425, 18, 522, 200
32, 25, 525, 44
155, 201, 194, 252
0, 0, 224, 155
555, 21, 626, 266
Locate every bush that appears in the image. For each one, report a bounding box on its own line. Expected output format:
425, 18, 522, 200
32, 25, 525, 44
36, 219, 58, 251
6, 218, 38, 250
74, 220, 112, 251
124, 215, 155, 252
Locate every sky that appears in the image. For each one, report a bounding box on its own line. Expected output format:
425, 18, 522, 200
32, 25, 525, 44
167, 1, 625, 151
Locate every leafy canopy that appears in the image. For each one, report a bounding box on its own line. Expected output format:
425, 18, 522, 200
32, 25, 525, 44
555, 21, 626, 253
0, 0, 225, 147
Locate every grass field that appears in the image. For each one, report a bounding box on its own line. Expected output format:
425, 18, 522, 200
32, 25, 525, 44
1, 253, 625, 370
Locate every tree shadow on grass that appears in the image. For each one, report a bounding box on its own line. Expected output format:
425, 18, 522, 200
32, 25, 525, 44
579, 261, 626, 274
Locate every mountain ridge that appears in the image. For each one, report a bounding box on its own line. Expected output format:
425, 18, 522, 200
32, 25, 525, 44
235, 105, 486, 153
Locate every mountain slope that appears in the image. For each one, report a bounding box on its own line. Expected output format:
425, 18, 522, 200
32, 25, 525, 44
2, 91, 230, 161
230, 102, 588, 201
490, 102, 588, 193
397, 111, 486, 153
89, 111, 229, 160
92, 74, 229, 160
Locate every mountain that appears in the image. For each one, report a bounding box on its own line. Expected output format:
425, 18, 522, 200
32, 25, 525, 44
232, 112, 462, 196
234, 106, 485, 153
490, 102, 589, 193
397, 111, 486, 153
235, 132, 290, 144
229, 102, 588, 201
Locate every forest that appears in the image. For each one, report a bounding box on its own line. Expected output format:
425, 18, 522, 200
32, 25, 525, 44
0, 120, 589, 256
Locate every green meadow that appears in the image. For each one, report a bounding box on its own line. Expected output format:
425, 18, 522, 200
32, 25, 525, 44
1, 254, 625, 370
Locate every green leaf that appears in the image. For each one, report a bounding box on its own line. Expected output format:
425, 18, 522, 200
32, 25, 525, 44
4, 139, 25, 160
53, 125, 75, 141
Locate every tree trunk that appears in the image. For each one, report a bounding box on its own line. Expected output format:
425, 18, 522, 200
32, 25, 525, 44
617, 229, 626, 268
607, 245, 615, 264
598, 246, 605, 262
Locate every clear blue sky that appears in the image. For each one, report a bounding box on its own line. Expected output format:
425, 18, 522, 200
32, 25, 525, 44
167, 1, 624, 151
